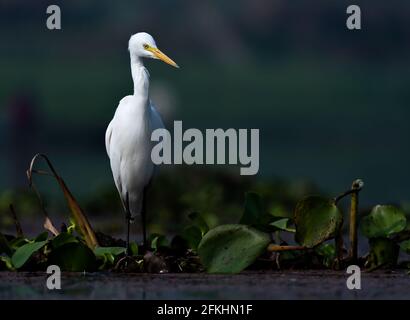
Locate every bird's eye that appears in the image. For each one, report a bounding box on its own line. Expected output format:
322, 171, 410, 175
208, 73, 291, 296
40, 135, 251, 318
143, 44, 149, 49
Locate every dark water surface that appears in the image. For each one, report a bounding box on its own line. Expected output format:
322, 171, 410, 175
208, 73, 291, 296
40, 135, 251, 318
0, 270, 409, 300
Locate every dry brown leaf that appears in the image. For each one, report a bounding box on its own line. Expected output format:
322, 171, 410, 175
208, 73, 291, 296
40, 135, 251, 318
43, 216, 59, 236
27, 153, 98, 249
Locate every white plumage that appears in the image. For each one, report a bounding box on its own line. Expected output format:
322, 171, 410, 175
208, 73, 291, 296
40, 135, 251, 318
105, 32, 178, 248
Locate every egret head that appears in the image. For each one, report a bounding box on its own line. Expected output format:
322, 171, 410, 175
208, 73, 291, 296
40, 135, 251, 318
129, 32, 179, 68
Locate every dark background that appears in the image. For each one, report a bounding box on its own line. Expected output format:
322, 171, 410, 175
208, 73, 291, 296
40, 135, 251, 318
1, 0, 410, 236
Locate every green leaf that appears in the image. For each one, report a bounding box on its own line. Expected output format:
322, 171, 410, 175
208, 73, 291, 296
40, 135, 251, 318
399, 239, 410, 254
11, 240, 48, 269
315, 243, 336, 268
106, 254, 115, 264
51, 232, 78, 249
67, 218, 76, 234
34, 232, 49, 242
198, 224, 270, 274
240, 192, 273, 231
182, 226, 203, 251
94, 246, 125, 270
48, 242, 96, 272
94, 246, 126, 257
153, 236, 168, 250
366, 238, 399, 270
270, 218, 295, 233
187, 212, 209, 236
361, 205, 407, 238
129, 242, 139, 256
294, 196, 343, 248
269, 204, 292, 218
148, 234, 169, 251
0, 256, 15, 271
9, 237, 29, 250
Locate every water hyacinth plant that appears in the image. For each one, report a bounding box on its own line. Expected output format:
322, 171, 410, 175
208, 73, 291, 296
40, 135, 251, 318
1, 155, 410, 274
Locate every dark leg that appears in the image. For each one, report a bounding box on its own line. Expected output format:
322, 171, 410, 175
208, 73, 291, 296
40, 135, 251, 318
125, 192, 132, 256
141, 187, 148, 249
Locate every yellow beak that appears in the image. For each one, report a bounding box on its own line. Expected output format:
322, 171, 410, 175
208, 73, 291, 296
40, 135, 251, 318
148, 46, 179, 68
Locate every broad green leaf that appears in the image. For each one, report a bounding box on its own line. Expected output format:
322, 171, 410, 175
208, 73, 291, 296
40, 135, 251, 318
270, 218, 295, 233
400, 239, 410, 254
48, 242, 96, 272
361, 205, 407, 238
295, 196, 343, 248
94, 246, 126, 257
198, 224, 270, 274
51, 232, 78, 249
366, 238, 399, 270
11, 240, 48, 269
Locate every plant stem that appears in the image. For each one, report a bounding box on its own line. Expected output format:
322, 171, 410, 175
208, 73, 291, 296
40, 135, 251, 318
334, 189, 356, 205
348, 179, 363, 262
332, 179, 364, 264
267, 244, 307, 252
9, 204, 23, 237
349, 191, 358, 261
335, 228, 344, 266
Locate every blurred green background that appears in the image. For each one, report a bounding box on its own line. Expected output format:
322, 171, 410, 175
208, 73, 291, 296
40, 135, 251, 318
1, 0, 410, 236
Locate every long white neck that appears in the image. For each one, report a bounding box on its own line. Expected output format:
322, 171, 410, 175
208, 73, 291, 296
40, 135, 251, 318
130, 55, 150, 98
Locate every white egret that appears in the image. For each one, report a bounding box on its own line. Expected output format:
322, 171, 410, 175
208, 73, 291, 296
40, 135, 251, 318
105, 32, 178, 253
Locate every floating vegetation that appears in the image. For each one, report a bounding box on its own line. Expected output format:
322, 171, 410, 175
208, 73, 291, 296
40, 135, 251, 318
1, 154, 410, 274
